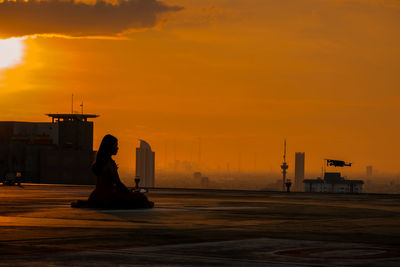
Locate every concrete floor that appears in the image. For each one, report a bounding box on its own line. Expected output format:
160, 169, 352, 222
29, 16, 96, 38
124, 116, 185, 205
0, 184, 400, 266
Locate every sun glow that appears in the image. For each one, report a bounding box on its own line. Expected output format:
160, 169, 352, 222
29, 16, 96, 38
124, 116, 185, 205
0, 37, 26, 70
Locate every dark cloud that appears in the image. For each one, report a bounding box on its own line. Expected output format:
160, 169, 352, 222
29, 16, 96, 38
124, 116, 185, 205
0, 0, 182, 38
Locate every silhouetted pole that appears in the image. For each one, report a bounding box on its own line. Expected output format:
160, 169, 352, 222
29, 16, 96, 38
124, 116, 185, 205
281, 139, 288, 191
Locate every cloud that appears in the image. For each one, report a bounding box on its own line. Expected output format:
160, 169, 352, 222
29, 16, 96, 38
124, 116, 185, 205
0, 0, 182, 39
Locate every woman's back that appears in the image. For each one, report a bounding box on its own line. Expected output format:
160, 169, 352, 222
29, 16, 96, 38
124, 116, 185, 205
95, 159, 117, 190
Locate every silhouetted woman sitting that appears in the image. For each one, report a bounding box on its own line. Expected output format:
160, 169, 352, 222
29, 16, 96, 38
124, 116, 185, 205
71, 134, 154, 209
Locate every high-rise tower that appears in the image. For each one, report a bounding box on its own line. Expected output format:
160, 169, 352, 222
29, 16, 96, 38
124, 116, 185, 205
280, 139, 288, 191
294, 152, 305, 192
136, 140, 155, 188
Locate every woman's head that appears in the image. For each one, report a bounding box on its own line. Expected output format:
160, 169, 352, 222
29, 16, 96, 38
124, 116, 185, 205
98, 134, 118, 157
92, 134, 118, 175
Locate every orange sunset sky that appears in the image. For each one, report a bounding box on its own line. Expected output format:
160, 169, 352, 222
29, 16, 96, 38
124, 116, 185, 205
0, 0, 399, 176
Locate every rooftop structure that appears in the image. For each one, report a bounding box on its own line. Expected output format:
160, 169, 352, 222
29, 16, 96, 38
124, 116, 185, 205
46, 113, 99, 123
304, 172, 364, 193
0, 113, 99, 184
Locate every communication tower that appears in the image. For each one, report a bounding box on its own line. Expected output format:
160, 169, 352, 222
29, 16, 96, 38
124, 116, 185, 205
280, 139, 288, 191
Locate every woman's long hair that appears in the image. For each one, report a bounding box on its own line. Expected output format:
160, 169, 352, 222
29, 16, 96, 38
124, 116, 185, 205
92, 134, 118, 176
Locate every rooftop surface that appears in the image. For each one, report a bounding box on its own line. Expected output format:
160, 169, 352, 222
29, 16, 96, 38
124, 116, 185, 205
1, 184, 400, 266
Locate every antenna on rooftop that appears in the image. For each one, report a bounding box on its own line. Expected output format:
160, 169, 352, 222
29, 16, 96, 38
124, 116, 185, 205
80, 101, 84, 115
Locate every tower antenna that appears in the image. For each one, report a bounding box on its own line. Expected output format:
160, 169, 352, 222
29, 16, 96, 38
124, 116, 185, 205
284, 139, 286, 162
71, 94, 74, 114
280, 139, 288, 191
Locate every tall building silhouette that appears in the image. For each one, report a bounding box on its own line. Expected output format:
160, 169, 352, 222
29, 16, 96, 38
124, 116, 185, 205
136, 140, 155, 188
0, 113, 98, 184
294, 152, 305, 192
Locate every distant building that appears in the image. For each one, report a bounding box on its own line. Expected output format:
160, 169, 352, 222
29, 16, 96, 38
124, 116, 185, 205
200, 176, 209, 188
294, 152, 305, 192
136, 140, 155, 188
193, 172, 202, 180
0, 114, 99, 184
304, 172, 364, 193
193, 172, 210, 188
366, 165, 373, 178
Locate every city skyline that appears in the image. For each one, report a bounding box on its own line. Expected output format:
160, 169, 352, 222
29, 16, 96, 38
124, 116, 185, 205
0, 0, 399, 174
